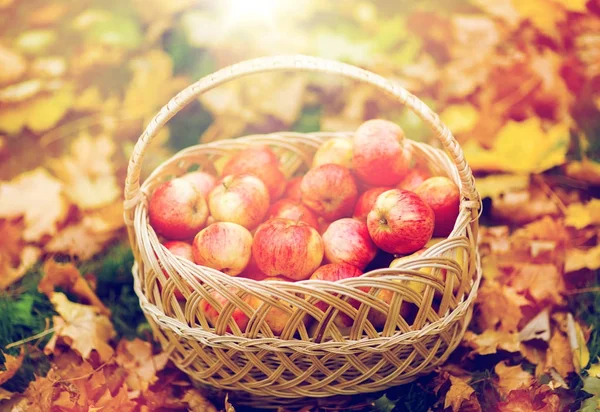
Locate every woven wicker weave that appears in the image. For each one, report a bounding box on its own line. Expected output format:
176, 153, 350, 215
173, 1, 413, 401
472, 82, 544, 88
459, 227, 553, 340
124, 55, 482, 399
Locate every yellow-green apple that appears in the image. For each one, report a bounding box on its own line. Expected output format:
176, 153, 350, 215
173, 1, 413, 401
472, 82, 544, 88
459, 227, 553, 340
284, 177, 303, 201
322, 218, 377, 270
309, 262, 364, 328
367, 189, 434, 254
389, 248, 430, 295
415, 176, 460, 237
223, 145, 286, 200
161, 241, 194, 300
252, 218, 324, 280
353, 187, 392, 220
199, 287, 250, 333
148, 178, 208, 240
208, 174, 270, 230
192, 222, 252, 276
352, 119, 411, 186
312, 137, 353, 169
301, 164, 358, 221
397, 168, 431, 192
267, 198, 318, 229
246, 276, 294, 336
181, 170, 217, 198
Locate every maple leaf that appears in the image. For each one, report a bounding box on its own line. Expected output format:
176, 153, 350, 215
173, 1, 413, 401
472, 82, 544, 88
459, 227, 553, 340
476, 280, 529, 332
48, 132, 120, 211
463, 118, 570, 174
45, 292, 116, 362
463, 330, 521, 355
19, 371, 56, 412
495, 361, 533, 396
475, 174, 530, 201
0, 349, 24, 385
45, 219, 120, 261
39, 259, 110, 315
546, 329, 575, 378
0, 168, 67, 242
497, 384, 560, 412
566, 158, 600, 185
183, 388, 219, 412
491, 188, 559, 225
509, 264, 565, 306
115, 338, 169, 392
0, 220, 41, 290
444, 375, 475, 411
512, 0, 567, 39
439, 104, 480, 136
564, 199, 600, 229
566, 245, 600, 272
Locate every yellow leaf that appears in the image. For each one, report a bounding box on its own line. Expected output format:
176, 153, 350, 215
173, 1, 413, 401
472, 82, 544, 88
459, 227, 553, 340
546, 329, 575, 378
512, 0, 566, 38
469, 0, 520, 27
444, 375, 474, 411
475, 174, 530, 201
183, 389, 218, 412
566, 245, 600, 272
495, 361, 533, 396
588, 362, 600, 378
561, 0, 589, 11
45, 292, 116, 362
440, 104, 479, 135
565, 199, 600, 229
464, 118, 570, 174
463, 330, 521, 355
0, 168, 67, 241
0, 45, 26, 86
566, 158, 600, 185
0, 349, 24, 385
48, 132, 120, 210
568, 315, 590, 373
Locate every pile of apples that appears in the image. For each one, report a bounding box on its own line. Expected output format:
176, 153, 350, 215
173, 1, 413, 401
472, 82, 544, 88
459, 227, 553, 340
148, 119, 460, 335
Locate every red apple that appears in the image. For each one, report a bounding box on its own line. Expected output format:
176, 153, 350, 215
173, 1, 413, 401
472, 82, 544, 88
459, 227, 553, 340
352, 119, 411, 186
415, 177, 460, 237
353, 187, 392, 220
301, 164, 358, 221
317, 218, 331, 235
208, 174, 270, 230
267, 198, 318, 229
148, 178, 208, 240
322, 218, 377, 270
181, 171, 217, 198
367, 189, 434, 254
252, 218, 324, 280
309, 263, 363, 328
199, 288, 250, 333
312, 137, 353, 169
192, 222, 253, 276
284, 177, 303, 201
397, 168, 431, 192
161, 241, 194, 300
223, 145, 286, 200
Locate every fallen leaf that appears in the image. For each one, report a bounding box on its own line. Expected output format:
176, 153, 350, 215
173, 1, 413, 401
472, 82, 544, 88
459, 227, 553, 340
589, 362, 600, 378
0, 168, 67, 241
39, 260, 110, 315
491, 188, 559, 224
581, 376, 600, 412
477, 280, 529, 332
0, 387, 14, 400
475, 174, 530, 201
45, 292, 116, 361
115, 338, 169, 392
0, 246, 41, 290
497, 384, 560, 411
20, 372, 55, 412
546, 329, 575, 378
0, 46, 26, 86
565, 245, 600, 272
519, 308, 551, 342
48, 132, 120, 210
182, 388, 219, 412
567, 314, 590, 372
444, 375, 475, 411
469, 0, 520, 27
510, 264, 565, 305
495, 361, 533, 396
565, 199, 600, 229
512, 0, 566, 38
0, 349, 24, 385
45, 220, 119, 260
439, 104, 480, 136
463, 118, 570, 174
463, 330, 521, 355
566, 158, 600, 185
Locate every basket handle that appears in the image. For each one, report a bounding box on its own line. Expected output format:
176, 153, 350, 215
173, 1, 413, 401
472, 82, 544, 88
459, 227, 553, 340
124, 55, 480, 222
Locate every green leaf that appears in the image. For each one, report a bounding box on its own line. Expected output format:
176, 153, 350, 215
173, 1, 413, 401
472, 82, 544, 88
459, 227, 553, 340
292, 105, 321, 133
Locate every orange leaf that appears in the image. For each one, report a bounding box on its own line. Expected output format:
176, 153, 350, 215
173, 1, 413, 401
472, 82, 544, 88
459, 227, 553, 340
444, 375, 475, 411
497, 384, 560, 412
463, 330, 521, 355
115, 338, 169, 392
0, 349, 24, 385
495, 361, 533, 396
476, 280, 529, 332
546, 329, 575, 378
183, 388, 219, 412
39, 260, 110, 315
509, 264, 565, 306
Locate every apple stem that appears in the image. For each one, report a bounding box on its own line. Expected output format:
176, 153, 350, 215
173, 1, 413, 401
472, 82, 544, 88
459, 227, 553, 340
222, 181, 229, 190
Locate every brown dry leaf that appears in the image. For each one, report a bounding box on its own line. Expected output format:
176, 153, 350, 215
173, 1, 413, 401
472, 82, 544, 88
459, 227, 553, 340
476, 280, 529, 332
0, 168, 67, 242
0, 349, 24, 385
182, 388, 219, 412
495, 361, 533, 396
463, 330, 521, 355
45, 292, 115, 361
546, 329, 575, 378
444, 375, 475, 411
0, 246, 41, 290
565, 245, 600, 272
519, 308, 551, 342
48, 132, 120, 211
512, 0, 566, 38
566, 158, 600, 185
497, 384, 560, 411
512, 216, 569, 244
0, 45, 26, 86
45, 220, 119, 261
491, 188, 559, 225
564, 199, 600, 229
19, 372, 55, 412
510, 264, 565, 305
39, 260, 110, 315
469, 0, 520, 27
115, 338, 169, 392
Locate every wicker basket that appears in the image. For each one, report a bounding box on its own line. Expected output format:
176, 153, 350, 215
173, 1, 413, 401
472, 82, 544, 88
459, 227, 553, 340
124, 55, 482, 399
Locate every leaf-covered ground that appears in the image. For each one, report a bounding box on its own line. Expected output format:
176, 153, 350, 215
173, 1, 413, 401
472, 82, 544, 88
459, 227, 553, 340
1, 0, 600, 410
